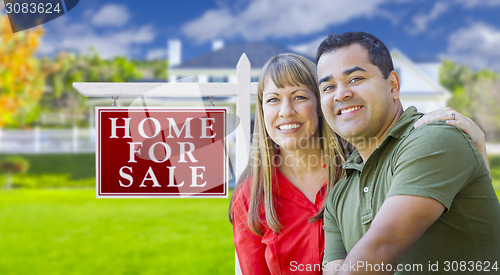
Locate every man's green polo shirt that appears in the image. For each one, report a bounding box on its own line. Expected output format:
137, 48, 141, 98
323, 107, 500, 272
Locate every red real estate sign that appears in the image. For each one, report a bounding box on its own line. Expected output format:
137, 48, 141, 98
96, 107, 228, 198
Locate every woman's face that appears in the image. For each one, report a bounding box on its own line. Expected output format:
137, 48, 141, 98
262, 77, 320, 151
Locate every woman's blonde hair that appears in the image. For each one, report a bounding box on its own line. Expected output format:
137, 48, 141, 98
229, 53, 350, 236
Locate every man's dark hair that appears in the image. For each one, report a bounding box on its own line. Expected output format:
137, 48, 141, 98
316, 32, 394, 79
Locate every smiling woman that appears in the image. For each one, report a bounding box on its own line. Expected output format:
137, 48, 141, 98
228, 53, 349, 275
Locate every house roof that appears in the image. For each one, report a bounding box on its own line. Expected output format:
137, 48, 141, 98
172, 42, 311, 69
391, 49, 451, 98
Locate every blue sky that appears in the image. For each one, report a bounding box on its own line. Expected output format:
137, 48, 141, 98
33, 0, 500, 70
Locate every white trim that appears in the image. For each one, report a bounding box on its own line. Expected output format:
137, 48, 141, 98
391, 49, 451, 99
73, 82, 258, 97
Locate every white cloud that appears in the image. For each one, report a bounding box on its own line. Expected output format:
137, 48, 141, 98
289, 37, 325, 59
444, 22, 500, 70
181, 0, 388, 43
408, 2, 449, 34
454, 0, 500, 8
91, 4, 130, 27
38, 15, 155, 59
146, 48, 167, 60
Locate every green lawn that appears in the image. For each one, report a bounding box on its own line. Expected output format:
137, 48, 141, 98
0, 154, 499, 275
0, 189, 234, 275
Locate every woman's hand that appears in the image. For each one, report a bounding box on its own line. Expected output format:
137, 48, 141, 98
414, 107, 490, 172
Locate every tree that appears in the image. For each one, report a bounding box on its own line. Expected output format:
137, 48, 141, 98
0, 14, 45, 127
133, 59, 168, 80
40, 49, 143, 126
440, 61, 500, 140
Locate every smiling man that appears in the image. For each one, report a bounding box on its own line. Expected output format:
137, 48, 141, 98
316, 32, 500, 274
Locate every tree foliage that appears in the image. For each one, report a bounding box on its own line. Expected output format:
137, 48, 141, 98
0, 14, 45, 127
440, 60, 500, 140
40, 48, 144, 126
1, 11, 164, 128
133, 59, 168, 80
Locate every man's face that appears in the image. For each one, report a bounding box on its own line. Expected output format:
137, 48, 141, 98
316, 43, 400, 142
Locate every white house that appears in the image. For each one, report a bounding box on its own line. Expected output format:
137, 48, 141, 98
168, 39, 307, 84
168, 39, 451, 113
392, 49, 451, 113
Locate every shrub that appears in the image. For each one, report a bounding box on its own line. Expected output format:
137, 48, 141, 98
0, 156, 29, 174
0, 156, 29, 188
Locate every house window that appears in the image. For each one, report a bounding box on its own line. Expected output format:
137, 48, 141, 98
251, 76, 259, 82
208, 76, 228, 82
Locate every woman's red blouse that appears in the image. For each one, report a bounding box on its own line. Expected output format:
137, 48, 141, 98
232, 168, 327, 274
